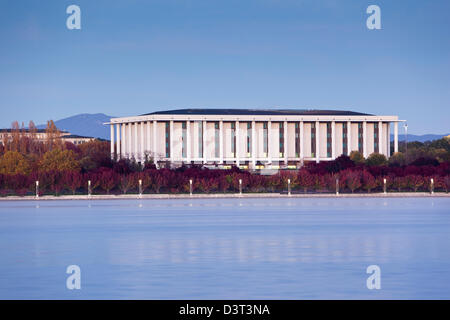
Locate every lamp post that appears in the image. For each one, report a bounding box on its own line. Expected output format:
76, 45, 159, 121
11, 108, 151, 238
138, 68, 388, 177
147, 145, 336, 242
139, 179, 143, 198
287, 179, 291, 196
239, 179, 242, 195
35, 181, 39, 198
404, 123, 408, 159
189, 179, 193, 196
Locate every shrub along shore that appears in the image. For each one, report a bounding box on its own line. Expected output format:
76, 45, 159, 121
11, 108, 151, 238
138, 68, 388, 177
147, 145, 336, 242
1, 155, 449, 198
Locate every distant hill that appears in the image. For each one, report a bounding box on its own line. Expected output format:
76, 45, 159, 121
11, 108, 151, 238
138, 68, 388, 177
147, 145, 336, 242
37, 113, 114, 140
35, 113, 447, 143
391, 133, 449, 143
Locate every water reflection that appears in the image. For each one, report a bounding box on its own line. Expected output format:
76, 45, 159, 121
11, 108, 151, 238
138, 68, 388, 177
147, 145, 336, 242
0, 197, 449, 299
105, 233, 427, 265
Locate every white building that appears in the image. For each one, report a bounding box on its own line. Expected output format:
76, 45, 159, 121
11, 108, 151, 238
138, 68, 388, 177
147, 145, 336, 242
0, 129, 95, 147
107, 109, 405, 168
61, 134, 96, 145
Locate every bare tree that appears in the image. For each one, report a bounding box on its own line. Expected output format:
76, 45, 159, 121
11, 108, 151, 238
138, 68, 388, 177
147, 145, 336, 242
10, 121, 20, 152
45, 120, 62, 151
28, 120, 37, 154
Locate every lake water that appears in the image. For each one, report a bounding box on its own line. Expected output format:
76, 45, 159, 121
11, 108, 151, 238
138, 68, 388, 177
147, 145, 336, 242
0, 197, 449, 299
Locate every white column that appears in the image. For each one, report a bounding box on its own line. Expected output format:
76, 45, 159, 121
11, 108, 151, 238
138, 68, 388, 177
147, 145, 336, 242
236, 120, 240, 167
140, 122, 144, 162
187, 120, 191, 163
267, 121, 272, 164
347, 121, 351, 156
153, 120, 157, 163
133, 123, 138, 160
394, 122, 398, 153
121, 123, 126, 158
169, 120, 174, 162
116, 123, 121, 159
283, 120, 288, 165
127, 123, 131, 159
300, 121, 304, 159
315, 121, 320, 163
331, 121, 336, 159
128, 123, 132, 158
378, 121, 383, 155
110, 124, 115, 159
123, 123, 130, 159
202, 120, 207, 164
251, 120, 256, 168
146, 121, 151, 155
387, 122, 391, 157
219, 120, 223, 164
363, 121, 367, 158
127, 123, 132, 158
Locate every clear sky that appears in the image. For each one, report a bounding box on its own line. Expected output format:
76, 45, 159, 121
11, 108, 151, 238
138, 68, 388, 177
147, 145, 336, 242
0, 0, 449, 134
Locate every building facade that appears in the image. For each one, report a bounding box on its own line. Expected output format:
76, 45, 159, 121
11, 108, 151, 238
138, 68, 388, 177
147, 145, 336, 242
0, 129, 95, 146
61, 134, 96, 145
107, 109, 405, 168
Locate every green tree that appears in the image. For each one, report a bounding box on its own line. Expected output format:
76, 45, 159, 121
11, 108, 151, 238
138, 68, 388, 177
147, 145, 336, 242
78, 140, 111, 170
428, 137, 450, 152
0, 151, 31, 175
389, 152, 405, 166
40, 149, 80, 172
366, 152, 388, 166
349, 151, 365, 164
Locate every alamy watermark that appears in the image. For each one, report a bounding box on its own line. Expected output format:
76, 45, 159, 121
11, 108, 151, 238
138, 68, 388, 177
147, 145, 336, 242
65, 5, 380, 31
66, 5, 81, 30
66, 265, 81, 290
366, 5, 381, 30
366, 265, 381, 290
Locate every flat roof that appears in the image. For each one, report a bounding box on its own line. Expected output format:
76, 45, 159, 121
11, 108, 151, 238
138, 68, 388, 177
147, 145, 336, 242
0, 128, 69, 133
143, 108, 373, 116
62, 134, 94, 139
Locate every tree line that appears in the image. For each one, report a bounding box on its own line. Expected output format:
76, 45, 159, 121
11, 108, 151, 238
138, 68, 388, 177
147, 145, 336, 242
0, 123, 449, 196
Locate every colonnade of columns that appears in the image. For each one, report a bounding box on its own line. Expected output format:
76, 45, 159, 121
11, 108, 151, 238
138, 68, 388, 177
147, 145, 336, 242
110, 120, 401, 166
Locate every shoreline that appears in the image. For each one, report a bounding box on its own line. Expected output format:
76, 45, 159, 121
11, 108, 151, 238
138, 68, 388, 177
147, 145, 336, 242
0, 192, 449, 201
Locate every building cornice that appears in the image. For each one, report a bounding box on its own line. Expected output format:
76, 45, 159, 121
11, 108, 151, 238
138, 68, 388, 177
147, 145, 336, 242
106, 114, 403, 124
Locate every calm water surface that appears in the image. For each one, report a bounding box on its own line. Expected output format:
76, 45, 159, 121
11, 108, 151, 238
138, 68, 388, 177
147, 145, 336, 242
0, 197, 449, 299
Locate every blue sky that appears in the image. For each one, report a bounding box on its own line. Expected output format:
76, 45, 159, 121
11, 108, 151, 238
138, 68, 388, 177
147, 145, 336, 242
0, 0, 449, 134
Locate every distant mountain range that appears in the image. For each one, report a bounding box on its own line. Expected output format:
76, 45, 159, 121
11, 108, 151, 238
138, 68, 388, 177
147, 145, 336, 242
36, 113, 448, 142
37, 113, 114, 140
391, 134, 449, 143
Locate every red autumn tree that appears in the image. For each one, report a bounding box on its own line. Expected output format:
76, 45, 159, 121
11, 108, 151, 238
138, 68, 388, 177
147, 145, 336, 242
46, 170, 65, 196
99, 168, 118, 194
138, 171, 153, 194
313, 173, 327, 192
118, 174, 135, 194
393, 176, 408, 192
362, 170, 377, 193
407, 175, 424, 192
345, 170, 362, 193
297, 169, 314, 193
443, 176, 450, 193
64, 170, 83, 195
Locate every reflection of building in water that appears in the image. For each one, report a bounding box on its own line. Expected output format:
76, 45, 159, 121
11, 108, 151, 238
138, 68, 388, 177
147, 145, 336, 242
107, 234, 402, 265
107, 109, 405, 168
